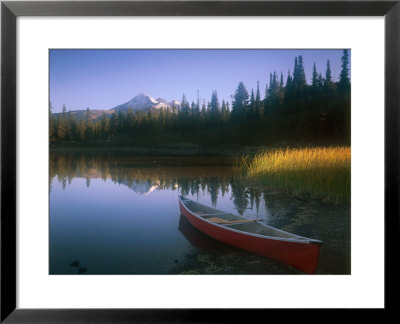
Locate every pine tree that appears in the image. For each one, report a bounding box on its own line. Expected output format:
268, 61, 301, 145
264, 82, 269, 114
231, 81, 249, 123
293, 56, 306, 93
190, 101, 197, 126
178, 93, 190, 130
279, 71, 285, 99
255, 81, 262, 120
200, 99, 207, 124
297, 56, 306, 85
285, 70, 292, 89
210, 90, 220, 114
221, 100, 228, 123
268, 73, 273, 97
284, 70, 295, 103
248, 88, 256, 122
192, 98, 200, 127
339, 49, 350, 90
268, 72, 278, 98
210, 90, 220, 124
193, 96, 200, 116
196, 90, 200, 113
201, 99, 207, 113
324, 60, 335, 94
312, 63, 318, 88
293, 57, 298, 81
325, 60, 332, 83
221, 99, 226, 111
255, 81, 261, 104
317, 73, 324, 88
180, 94, 190, 112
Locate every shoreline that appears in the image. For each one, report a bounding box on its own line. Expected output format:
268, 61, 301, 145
49, 145, 262, 158
50, 142, 349, 157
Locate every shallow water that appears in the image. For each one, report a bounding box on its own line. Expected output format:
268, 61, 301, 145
49, 151, 350, 275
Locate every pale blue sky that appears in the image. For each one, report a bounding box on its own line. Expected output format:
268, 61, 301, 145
49, 49, 350, 113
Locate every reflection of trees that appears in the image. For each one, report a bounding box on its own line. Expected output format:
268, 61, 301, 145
179, 178, 191, 197
50, 151, 257, 215
190, 179, 200, 197
248, 188, 262, 214
230, 179, 249, 215
207, 178, 220, 207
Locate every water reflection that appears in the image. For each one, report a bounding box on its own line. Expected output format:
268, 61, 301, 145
49, 151, 350, 274
50, 151, 262, 216
178, 214, 226, 251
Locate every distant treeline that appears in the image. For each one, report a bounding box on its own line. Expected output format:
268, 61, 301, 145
50, 50, 350, 147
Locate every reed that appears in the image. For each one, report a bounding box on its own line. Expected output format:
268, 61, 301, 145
234, 146, 351, 203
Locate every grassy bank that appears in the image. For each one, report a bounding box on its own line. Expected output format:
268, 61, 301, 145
234, 146, 351, 204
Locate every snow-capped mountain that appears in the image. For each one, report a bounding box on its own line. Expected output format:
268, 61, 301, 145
52, 93, 181, 120
124, 179, 160, 196
156, 98, 168, 104
112, 93, 180, 112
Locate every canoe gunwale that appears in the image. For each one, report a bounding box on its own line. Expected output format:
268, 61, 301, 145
178, 196, 322, 246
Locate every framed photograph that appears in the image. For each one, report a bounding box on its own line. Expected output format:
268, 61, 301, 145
1, 0, 398, 321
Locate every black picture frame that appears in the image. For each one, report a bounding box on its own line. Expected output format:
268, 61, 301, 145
1, 0, 398, 322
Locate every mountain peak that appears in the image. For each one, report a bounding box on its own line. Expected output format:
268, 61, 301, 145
134, 93, 158, 103
112, 93, 179, 112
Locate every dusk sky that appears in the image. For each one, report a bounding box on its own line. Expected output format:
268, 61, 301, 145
49, 49, 350, 113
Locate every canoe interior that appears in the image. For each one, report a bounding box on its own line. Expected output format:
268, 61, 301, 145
181, 197, 302, 240
225, 222, 294, 239
182, 199, 239, 218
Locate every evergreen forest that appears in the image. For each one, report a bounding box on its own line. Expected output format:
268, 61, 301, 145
50, 50, 350, 149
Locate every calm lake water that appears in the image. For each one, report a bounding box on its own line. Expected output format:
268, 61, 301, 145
49, 151, 350, 275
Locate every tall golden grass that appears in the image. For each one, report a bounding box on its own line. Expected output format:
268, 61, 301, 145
235, 146, 351, 203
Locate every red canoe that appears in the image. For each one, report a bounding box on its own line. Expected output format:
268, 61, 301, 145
179, 195, 322, 274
